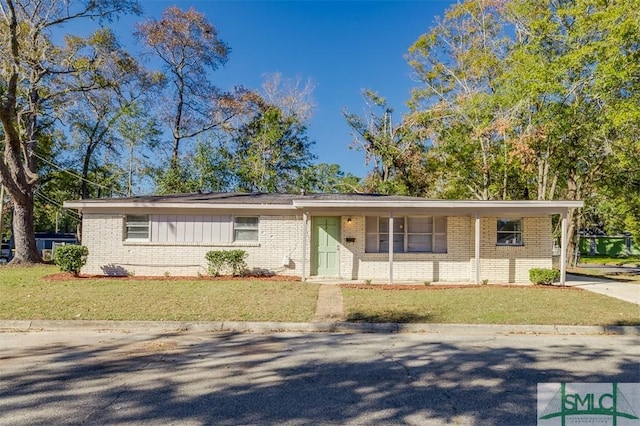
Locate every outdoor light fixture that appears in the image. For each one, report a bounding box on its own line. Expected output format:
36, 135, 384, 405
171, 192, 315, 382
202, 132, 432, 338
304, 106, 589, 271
347, 217, 352, 224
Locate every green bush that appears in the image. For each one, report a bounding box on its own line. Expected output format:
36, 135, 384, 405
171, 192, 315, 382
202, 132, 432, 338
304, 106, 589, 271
205, 250, 248, 276
54, 245, 89, 276
529, 268, 560, 285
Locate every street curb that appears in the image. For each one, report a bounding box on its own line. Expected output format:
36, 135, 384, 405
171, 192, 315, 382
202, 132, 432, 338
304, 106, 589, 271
1, 320, 638, 336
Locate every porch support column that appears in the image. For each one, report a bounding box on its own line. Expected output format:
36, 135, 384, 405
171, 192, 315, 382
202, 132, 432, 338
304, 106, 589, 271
301, 211, 308, 282
475, 212, 481, 285
389, 212, 394, 285
560, 211, 567, 286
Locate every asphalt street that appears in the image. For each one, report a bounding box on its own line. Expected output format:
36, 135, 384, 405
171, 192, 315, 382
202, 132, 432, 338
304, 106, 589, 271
1, 329, 638, 425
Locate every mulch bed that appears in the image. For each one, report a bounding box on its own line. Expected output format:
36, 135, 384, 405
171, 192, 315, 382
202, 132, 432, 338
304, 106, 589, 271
42, 273, 579, 290
339, 283, 581, 291
43, 273, 300, 282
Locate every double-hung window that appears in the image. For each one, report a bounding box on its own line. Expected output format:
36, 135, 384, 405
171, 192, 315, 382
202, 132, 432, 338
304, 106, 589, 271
125, 215, 149, 240
497, 219, 523, 245
234, 217, 259, 242
365, 216, 447, 253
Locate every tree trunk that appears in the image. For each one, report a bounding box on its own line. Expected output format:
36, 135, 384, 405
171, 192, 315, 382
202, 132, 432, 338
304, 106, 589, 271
10, 194, 41, 264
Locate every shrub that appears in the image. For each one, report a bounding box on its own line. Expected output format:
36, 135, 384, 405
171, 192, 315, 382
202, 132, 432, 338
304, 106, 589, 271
529, 268, 560, 285
54, 245, 89, 276
205, 250, 248, 276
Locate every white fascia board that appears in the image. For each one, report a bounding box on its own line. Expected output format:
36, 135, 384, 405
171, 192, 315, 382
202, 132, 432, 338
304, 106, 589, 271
292, 200, 584, 209
62, 201, 298, 211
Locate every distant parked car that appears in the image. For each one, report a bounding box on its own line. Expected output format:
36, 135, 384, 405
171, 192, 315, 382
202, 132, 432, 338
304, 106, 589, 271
1, 242, 10, 261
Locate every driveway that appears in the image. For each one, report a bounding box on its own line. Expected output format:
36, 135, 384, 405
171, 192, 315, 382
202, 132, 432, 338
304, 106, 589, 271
0, 329, 638, 425
566, 273, 640, 305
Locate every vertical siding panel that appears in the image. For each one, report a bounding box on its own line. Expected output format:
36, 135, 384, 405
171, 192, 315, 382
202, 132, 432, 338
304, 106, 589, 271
177, 217, 186, 242
222, 216, 233, 242
158, 216, 168, 243
150, 216, 159, 243
185, 216, 194, 242
202, 217, 212, 243
193, 216, 204, 242
167, 215, 177, 242
211, 217, 220, 243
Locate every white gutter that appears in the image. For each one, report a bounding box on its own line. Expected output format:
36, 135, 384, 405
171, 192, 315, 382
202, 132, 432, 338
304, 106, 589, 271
293, 200, 584, 209
63, 201, 298, 211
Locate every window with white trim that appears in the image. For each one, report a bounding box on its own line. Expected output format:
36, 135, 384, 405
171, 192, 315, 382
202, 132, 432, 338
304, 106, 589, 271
365, 216, 447, 253
497, 219, 523, 245
234, 216, 259, 242
125, 215, 149, 240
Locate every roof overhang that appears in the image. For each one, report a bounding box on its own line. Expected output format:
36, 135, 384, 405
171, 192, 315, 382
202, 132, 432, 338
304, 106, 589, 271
292, 200, 584, 216
63, 201, 299, 213
63, 198, 583, 216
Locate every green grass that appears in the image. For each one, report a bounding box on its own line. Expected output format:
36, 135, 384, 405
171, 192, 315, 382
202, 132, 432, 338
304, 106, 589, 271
342, 286, 640, 326
0, 265, 319, 322
2, 265, 639, 326
579, 254, 640, 267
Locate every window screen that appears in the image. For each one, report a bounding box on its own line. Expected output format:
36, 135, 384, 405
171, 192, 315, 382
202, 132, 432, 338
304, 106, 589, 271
234, 217, 259, 242
125, 215, 149, 240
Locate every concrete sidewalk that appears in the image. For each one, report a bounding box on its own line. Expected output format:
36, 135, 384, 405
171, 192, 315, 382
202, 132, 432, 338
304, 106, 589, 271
565, 273, 640, 305
1, 319, 638, 335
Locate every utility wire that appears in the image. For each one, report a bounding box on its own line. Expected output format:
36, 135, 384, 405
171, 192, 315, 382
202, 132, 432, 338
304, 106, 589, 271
34, 190, 81, 219
31, 151, 128, 197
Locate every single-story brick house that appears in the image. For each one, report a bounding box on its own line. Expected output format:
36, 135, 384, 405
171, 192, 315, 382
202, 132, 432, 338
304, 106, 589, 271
63, 192, 582, 284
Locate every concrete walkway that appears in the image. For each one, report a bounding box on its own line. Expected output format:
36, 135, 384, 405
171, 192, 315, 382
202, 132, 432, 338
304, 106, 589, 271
565, 273, 640, 305
313, 284, 345, 322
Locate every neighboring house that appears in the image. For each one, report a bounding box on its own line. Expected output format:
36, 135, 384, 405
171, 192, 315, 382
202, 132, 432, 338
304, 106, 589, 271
35, 232, 78, 253
63, 193, 582, 284
579, 233, 640, 257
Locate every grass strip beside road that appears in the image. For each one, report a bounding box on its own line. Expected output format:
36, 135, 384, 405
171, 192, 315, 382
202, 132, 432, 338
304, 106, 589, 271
579, 255, 640, 267
0, 265, 319, 322
342, 286, 640, 326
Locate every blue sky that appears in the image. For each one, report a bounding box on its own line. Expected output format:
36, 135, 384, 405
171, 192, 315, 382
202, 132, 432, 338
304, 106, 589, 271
116, 1, 456, 178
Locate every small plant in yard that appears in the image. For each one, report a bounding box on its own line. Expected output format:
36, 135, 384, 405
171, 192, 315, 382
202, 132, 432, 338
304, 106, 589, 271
54, 245, 89, 276
529, 268, 560, 285
205, 250, 248, 276
481, 279, 489, 285
364, 279, 372, 285
424, 281, 431, 286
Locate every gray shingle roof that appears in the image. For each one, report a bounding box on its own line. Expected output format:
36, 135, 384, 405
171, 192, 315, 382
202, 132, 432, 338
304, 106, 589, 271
68, 192, 429, 205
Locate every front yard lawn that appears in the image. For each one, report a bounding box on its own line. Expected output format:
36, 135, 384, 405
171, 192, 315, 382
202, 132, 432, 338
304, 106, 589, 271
342, 286, 640, 326
1, 266, 638, 326
0, 265, 319, 322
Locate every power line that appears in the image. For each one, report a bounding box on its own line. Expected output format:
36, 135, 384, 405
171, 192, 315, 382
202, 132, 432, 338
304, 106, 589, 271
34, 191, 81, 220
31, 151, 128, 197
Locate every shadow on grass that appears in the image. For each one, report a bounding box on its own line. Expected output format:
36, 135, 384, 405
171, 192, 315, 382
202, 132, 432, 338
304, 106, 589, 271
610, 319, 640, 326
346, 311, 432, 323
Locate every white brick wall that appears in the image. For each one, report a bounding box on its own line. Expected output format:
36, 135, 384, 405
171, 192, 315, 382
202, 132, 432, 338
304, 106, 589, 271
471, 216, 552, 283
340, 216, 471, 282
81, 212, 553, 282
81, 214, 304, 277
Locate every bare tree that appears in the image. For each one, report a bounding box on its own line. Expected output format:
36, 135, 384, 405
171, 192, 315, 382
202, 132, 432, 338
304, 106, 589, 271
261, 72, 316, 123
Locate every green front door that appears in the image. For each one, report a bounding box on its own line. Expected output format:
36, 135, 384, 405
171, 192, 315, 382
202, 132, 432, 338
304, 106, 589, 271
312, 217, 340, 276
